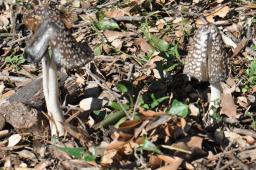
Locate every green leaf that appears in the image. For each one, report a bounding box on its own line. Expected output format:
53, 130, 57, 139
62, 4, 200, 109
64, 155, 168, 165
5, 56, 12, 63
96, 20, 119, 30
141, 138, 162, 154
94, 46, 102, 56
82, 153, 96, 162
150, 95, 169, 109
109, 101, 129, 111
58, 147, 85, 159
99, 111, 126, 127
141, 24, 169, 52
58, 147, 96, 161
168, 99, 188, 117
117, 83, 128, 94
168, 44, 180, 58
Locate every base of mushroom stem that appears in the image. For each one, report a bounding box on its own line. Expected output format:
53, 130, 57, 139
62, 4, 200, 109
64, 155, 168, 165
203, 84, 221, 127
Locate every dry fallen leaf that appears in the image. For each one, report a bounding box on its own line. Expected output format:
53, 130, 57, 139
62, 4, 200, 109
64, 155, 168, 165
187, 136, 203, 149
106, 140, 127, 150
134, 38, 154, 54
7, 134, 21, 147
206, 6, 230, 23
101, 149, 117, 164
139, 107, 166, 117
103, 30, 135, 42
237, 96, 249, 108
189, 104, 199, 116
157, 155, 183, 170
105, 8, 127, 18
220, 93, 237, 119
196, 5, 230, 25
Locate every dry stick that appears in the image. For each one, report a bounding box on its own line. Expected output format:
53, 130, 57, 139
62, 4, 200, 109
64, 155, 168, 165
232, 128, 256, 139
7, 35, 30, 46
0, 73, 30, 82
194, 145, 256, 164
113, 16, 143, 22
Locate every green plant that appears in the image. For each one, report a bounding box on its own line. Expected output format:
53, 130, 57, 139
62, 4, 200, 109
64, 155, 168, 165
95, 11, 119, 30
139, 94, 169, 110
99, 83, 135, 127
140, 23, 180, 59
139, 137, 163, 154
58, 147, 96, 162
5, 54, 25, 70
167, 99, 188, 118
245, 111, 256, 129
242, 58, 256, 93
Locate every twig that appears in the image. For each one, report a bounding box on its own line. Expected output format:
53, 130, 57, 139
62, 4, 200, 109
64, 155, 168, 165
0, 73, 31, 82
126, 64, 134, 81
232, 128, 256, 139
7, 35, 30, 46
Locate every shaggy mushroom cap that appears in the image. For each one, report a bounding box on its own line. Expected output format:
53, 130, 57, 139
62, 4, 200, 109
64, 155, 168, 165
183, 24, 228, 84
24, 6, 94, 69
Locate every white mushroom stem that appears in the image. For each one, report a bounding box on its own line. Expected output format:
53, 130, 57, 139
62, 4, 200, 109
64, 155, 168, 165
42, 55, 64, 136
208, 83, 221, 118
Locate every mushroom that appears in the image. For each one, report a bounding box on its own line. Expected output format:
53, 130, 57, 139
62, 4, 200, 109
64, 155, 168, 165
24, 6, 94, 136
183, 24, 228, 126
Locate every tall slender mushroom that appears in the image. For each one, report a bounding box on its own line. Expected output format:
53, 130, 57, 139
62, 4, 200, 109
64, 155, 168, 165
24, 6, 94, 136
183, 24, 228, 126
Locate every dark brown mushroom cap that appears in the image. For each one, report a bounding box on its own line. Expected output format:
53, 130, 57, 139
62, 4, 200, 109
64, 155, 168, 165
24, 6, 94, 70
183, 24, 228, 84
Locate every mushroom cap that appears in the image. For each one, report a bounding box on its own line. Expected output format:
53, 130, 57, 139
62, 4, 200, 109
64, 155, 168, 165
183, 24, 228, 84
24, 6, 94, 70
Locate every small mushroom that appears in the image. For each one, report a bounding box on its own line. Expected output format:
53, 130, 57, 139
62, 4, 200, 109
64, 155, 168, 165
24, 6, 94, 136
183, 24, 228, 125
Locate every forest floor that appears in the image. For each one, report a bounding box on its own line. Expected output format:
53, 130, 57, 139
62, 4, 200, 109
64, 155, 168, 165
1, 0, 256, 169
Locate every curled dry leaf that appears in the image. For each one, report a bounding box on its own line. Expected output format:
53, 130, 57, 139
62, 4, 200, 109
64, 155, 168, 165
139, 107, 166, 117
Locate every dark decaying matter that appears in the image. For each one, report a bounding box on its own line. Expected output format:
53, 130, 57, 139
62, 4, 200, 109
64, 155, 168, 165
24, 6, 94, 69
183, 24, 228, 85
